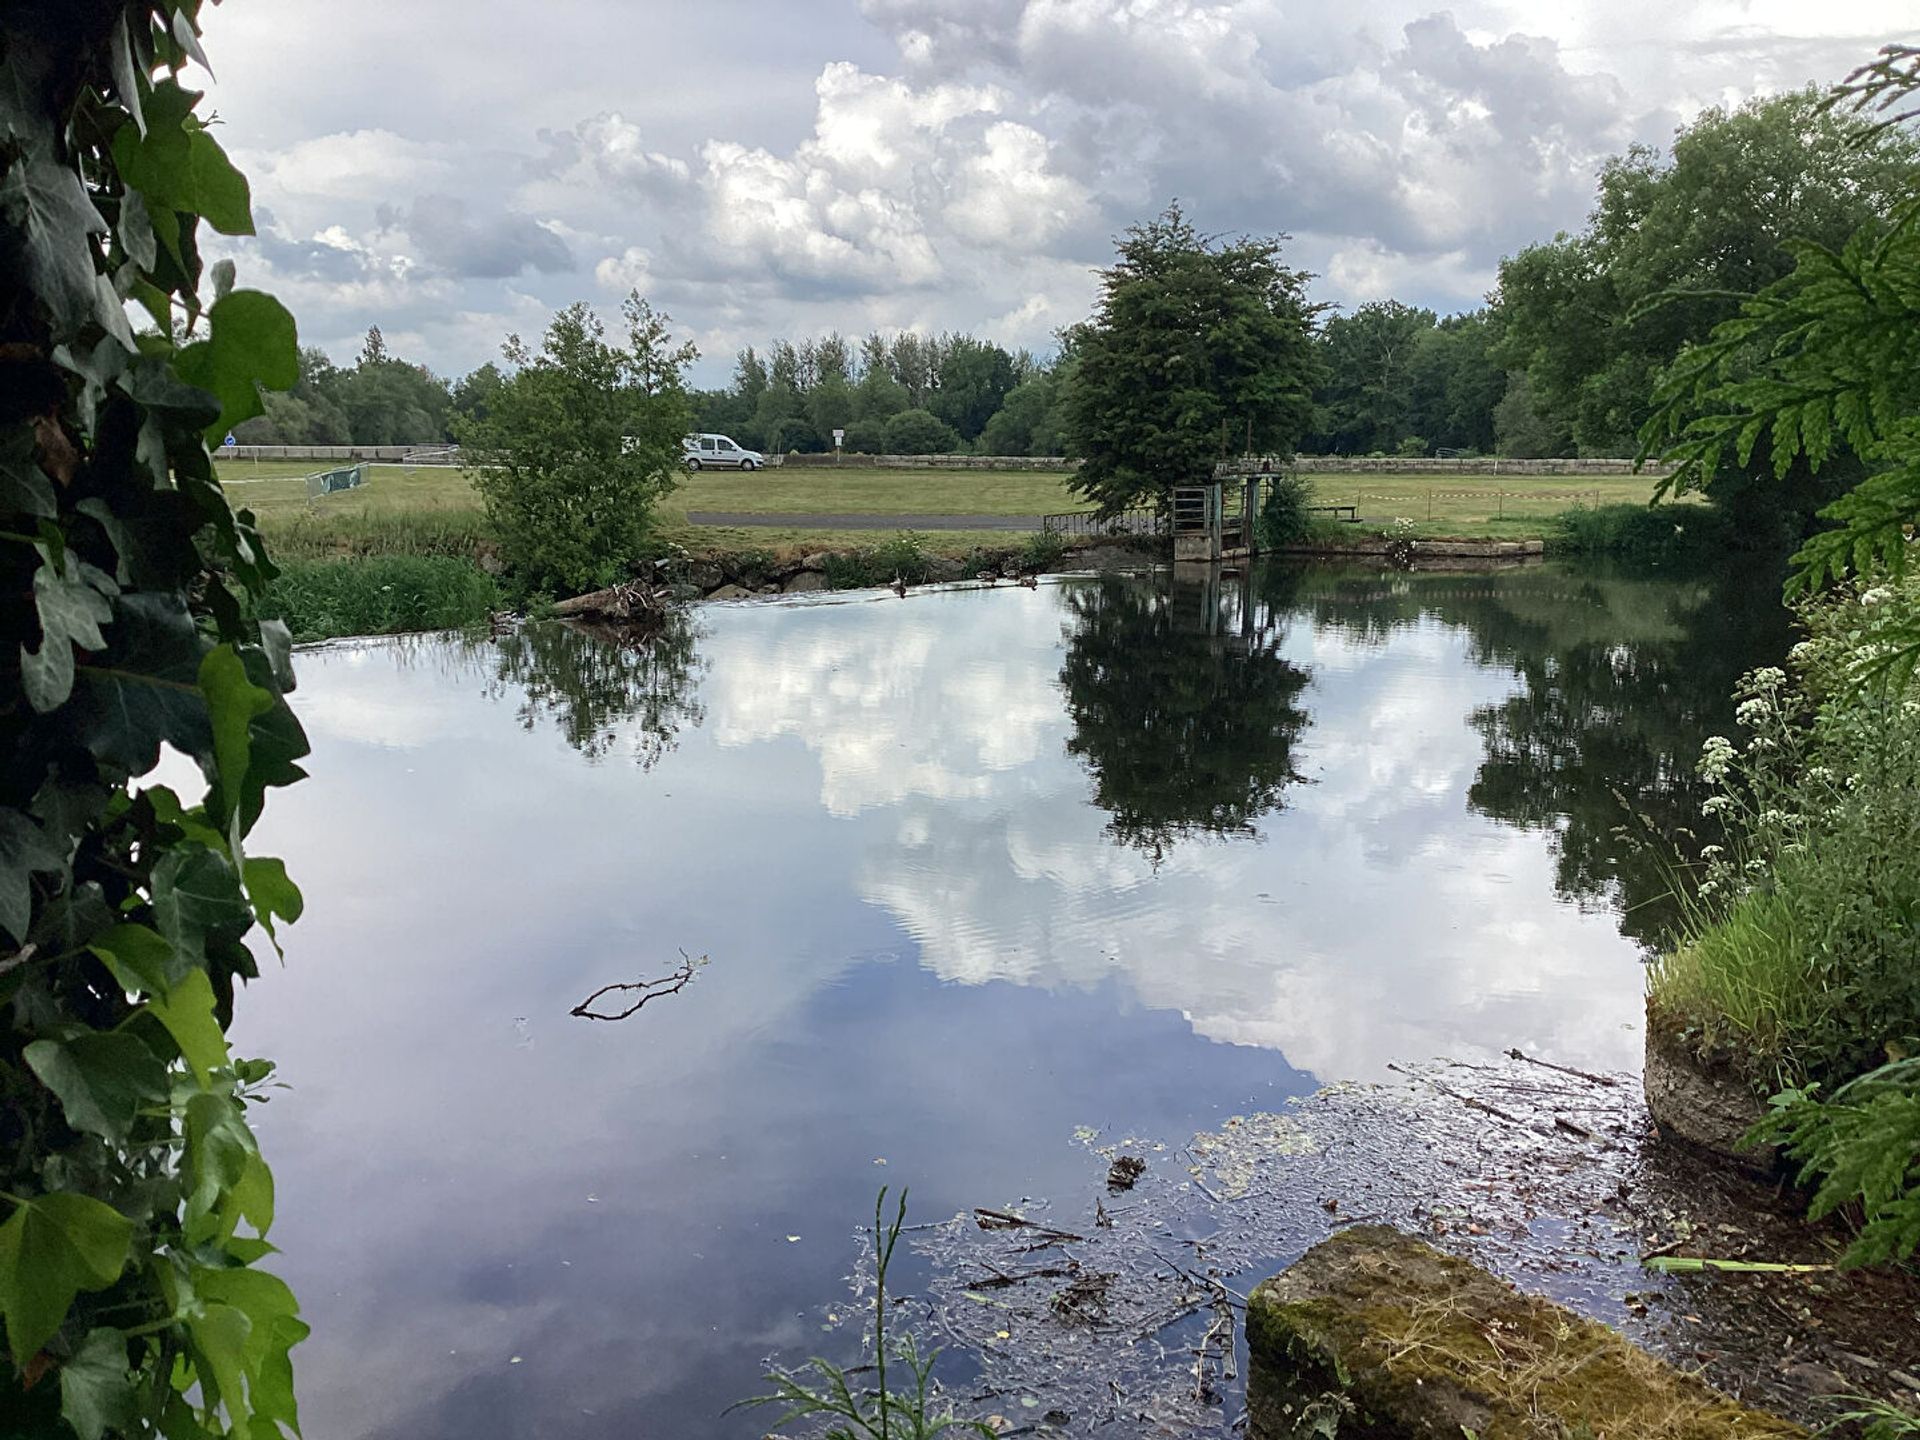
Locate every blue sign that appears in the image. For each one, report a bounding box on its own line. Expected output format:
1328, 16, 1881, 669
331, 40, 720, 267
222, 432, 236, 448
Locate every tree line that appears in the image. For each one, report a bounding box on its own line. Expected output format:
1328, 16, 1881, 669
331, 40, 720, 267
237, 87, 1918, 485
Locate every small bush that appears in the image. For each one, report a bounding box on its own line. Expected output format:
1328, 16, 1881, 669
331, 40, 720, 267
883, 408, 960, 455
872, 531, 931, 584
1256, 472, 1317, 548
1550, 502, 1735, 562
1018, 530, 1069, 569
823, 532, 931, 590
258, 556, 500, 641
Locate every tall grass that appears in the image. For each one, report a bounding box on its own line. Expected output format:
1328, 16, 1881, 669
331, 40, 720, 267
257, 507, 490, 563
259, 555, 500, 641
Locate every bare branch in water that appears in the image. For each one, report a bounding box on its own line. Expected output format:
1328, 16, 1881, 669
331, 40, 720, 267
571, 950, 706, 1021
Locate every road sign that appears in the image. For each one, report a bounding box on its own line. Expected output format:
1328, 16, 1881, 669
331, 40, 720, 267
832, 428, 845, 447
222, 432, 236, 448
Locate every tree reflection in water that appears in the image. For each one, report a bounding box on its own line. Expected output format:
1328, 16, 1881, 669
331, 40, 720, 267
1059, 568, 1313, 859
451, 613, 707, 768
1252, 561, 1793, 950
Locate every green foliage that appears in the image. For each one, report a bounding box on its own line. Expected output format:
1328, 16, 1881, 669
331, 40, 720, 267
1826, 1396, 1920, 1439
454, 292, 694, 596
258, 556, 500, 641
1501, 88, 1918, 465
1016, 531, 1069, 570
1255, 473, 1317, 548
927, 336, 1016, 442
1307, 299, 1435, 454
1, 4, 313, 1434
1491, 373, 1574, 459
881, 409, 958, 456
741, 1189, 993, 1440
1643, 191, 1920, 672
1063, 204, 1321, 513
823, 533, 931, 589
1753, 1059, 1920, 1268
978, 374, 1066, 457
1547, 503, 1734, 562
1650, 579, 1920, 1095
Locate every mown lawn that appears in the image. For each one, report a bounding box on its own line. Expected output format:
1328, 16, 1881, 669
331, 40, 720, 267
221, 459, 1686, 554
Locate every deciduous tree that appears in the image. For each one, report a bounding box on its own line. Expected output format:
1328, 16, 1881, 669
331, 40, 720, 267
1063, 205, 1321, 513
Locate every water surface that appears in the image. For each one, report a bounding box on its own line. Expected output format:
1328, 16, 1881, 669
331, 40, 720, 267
236, 561, 1786, 1437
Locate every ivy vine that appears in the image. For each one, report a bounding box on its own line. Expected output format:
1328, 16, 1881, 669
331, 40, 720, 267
2, 4, 310, 1436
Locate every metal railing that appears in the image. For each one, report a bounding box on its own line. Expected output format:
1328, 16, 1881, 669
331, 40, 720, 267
1041, 506, 1166, 539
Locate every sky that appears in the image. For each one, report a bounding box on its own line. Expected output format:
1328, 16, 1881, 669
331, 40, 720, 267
194, 0, 1905, 384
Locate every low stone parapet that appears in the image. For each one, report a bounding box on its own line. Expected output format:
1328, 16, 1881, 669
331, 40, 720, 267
1247, 1225, 1802, 1439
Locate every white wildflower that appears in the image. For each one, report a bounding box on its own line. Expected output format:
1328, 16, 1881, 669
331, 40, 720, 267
1861, 586, 1894, 607
1701, 795, 1733, 815
1735, 697, 1771, 726
1749, 666, 1787, 688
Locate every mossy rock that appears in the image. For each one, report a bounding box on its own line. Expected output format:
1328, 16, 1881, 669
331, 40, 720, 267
1246, 1226, 1803, 1440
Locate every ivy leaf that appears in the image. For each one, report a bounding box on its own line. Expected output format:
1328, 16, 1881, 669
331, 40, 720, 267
242, 857, 302, 948
24, 1032, 167, 1142
67, 592, 213, 778
0, 1193, 134, 1366
111, 81, 252, 236
0, 428, 56, 519
172, 290, 298, 438
0, 154, 106, 340
107, 17, 145, 135
185, 1303, 251, 1421
257, 621, 296, 693
23, 549, 119, 714
0, 810, 65, 943
117, 187, 158, 272
60, 1327, 138, 1440
194, 1269, 304, 1430
153, 847, 252, 974
199, 644, 274, 821
147, 969, 231, 1086
90, 922, 177, 996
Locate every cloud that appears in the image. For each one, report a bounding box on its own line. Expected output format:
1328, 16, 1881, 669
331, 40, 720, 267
386, 197, 574, 279
202, 0, 1887, 378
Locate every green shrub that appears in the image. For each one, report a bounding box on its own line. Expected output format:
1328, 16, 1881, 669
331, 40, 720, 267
259, 556, 501, 641
1256, 472, 1317, 547
454, 295, 692, 595
1549, 502, 1735, 562
1018, 530, 1070, 569
872, 531, 931, 584
883, 408, 960, 455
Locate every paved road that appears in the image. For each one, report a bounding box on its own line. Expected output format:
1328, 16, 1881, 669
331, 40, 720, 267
684, 510, 1046, 532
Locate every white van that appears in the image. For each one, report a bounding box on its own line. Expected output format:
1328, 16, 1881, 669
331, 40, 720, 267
682, 433, 765, 471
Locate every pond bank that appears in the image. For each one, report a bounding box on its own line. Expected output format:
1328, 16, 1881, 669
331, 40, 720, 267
871, 1057, 1920, 1436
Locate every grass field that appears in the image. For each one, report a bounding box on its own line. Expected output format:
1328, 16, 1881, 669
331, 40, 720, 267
220, 459, 1686, 555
